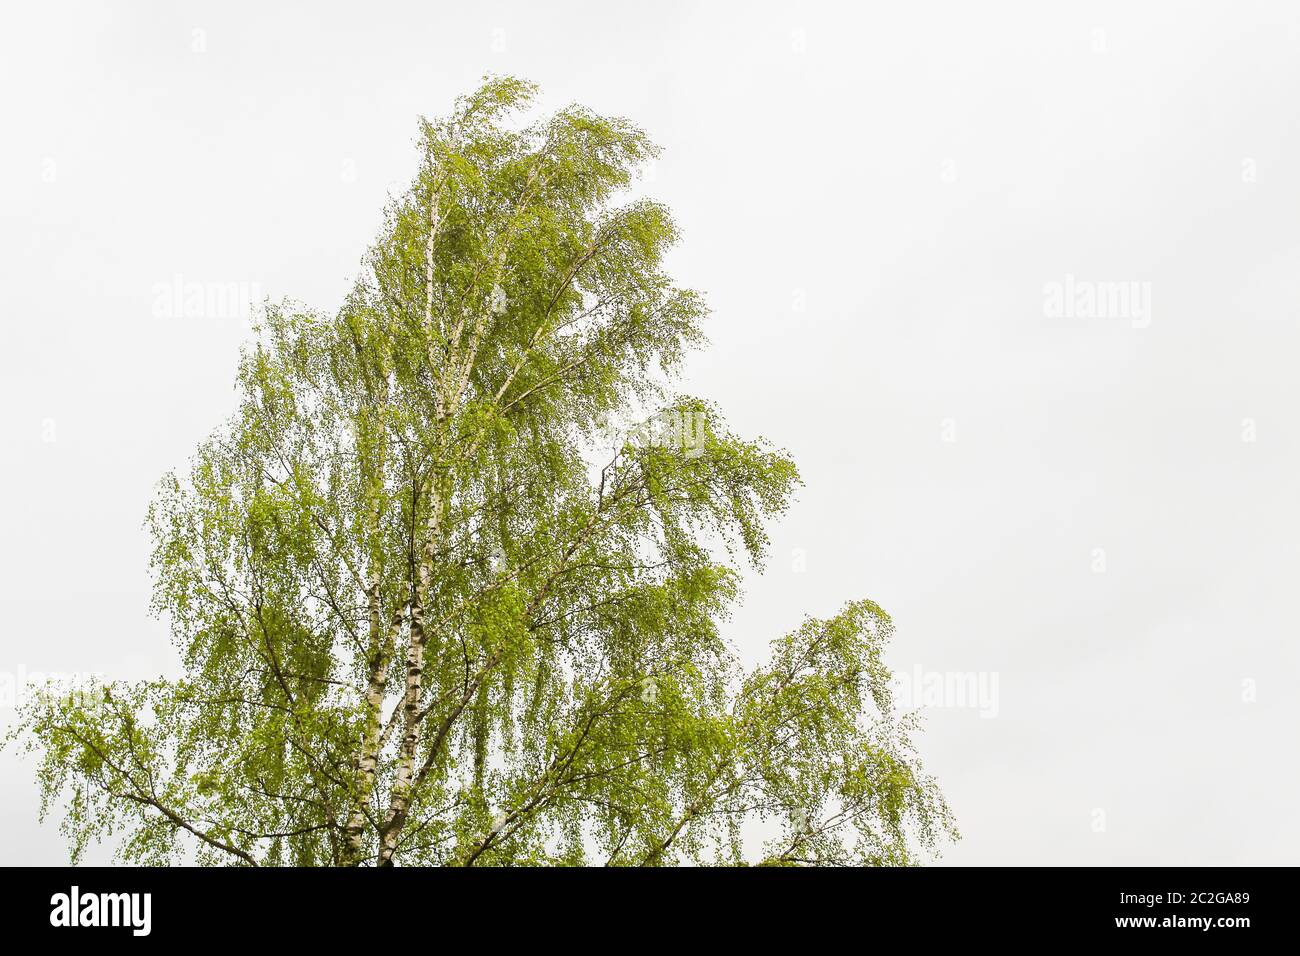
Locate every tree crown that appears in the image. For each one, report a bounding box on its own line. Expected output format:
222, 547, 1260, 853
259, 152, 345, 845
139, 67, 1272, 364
9, 77, 955, 866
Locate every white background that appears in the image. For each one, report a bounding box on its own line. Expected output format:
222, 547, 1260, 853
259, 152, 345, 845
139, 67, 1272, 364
3, 0, 1299, 865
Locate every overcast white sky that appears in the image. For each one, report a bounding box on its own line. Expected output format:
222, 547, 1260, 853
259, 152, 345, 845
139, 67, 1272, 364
3, 0, 1299, 866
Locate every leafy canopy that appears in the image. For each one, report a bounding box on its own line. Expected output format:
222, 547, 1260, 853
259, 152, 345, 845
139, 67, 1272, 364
9, 77, 955, 866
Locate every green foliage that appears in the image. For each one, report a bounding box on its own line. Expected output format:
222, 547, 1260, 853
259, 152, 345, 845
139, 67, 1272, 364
6, 77, 955, 866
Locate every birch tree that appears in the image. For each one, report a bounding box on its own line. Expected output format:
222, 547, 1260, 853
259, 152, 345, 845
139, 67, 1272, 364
9, 77, 955, 866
